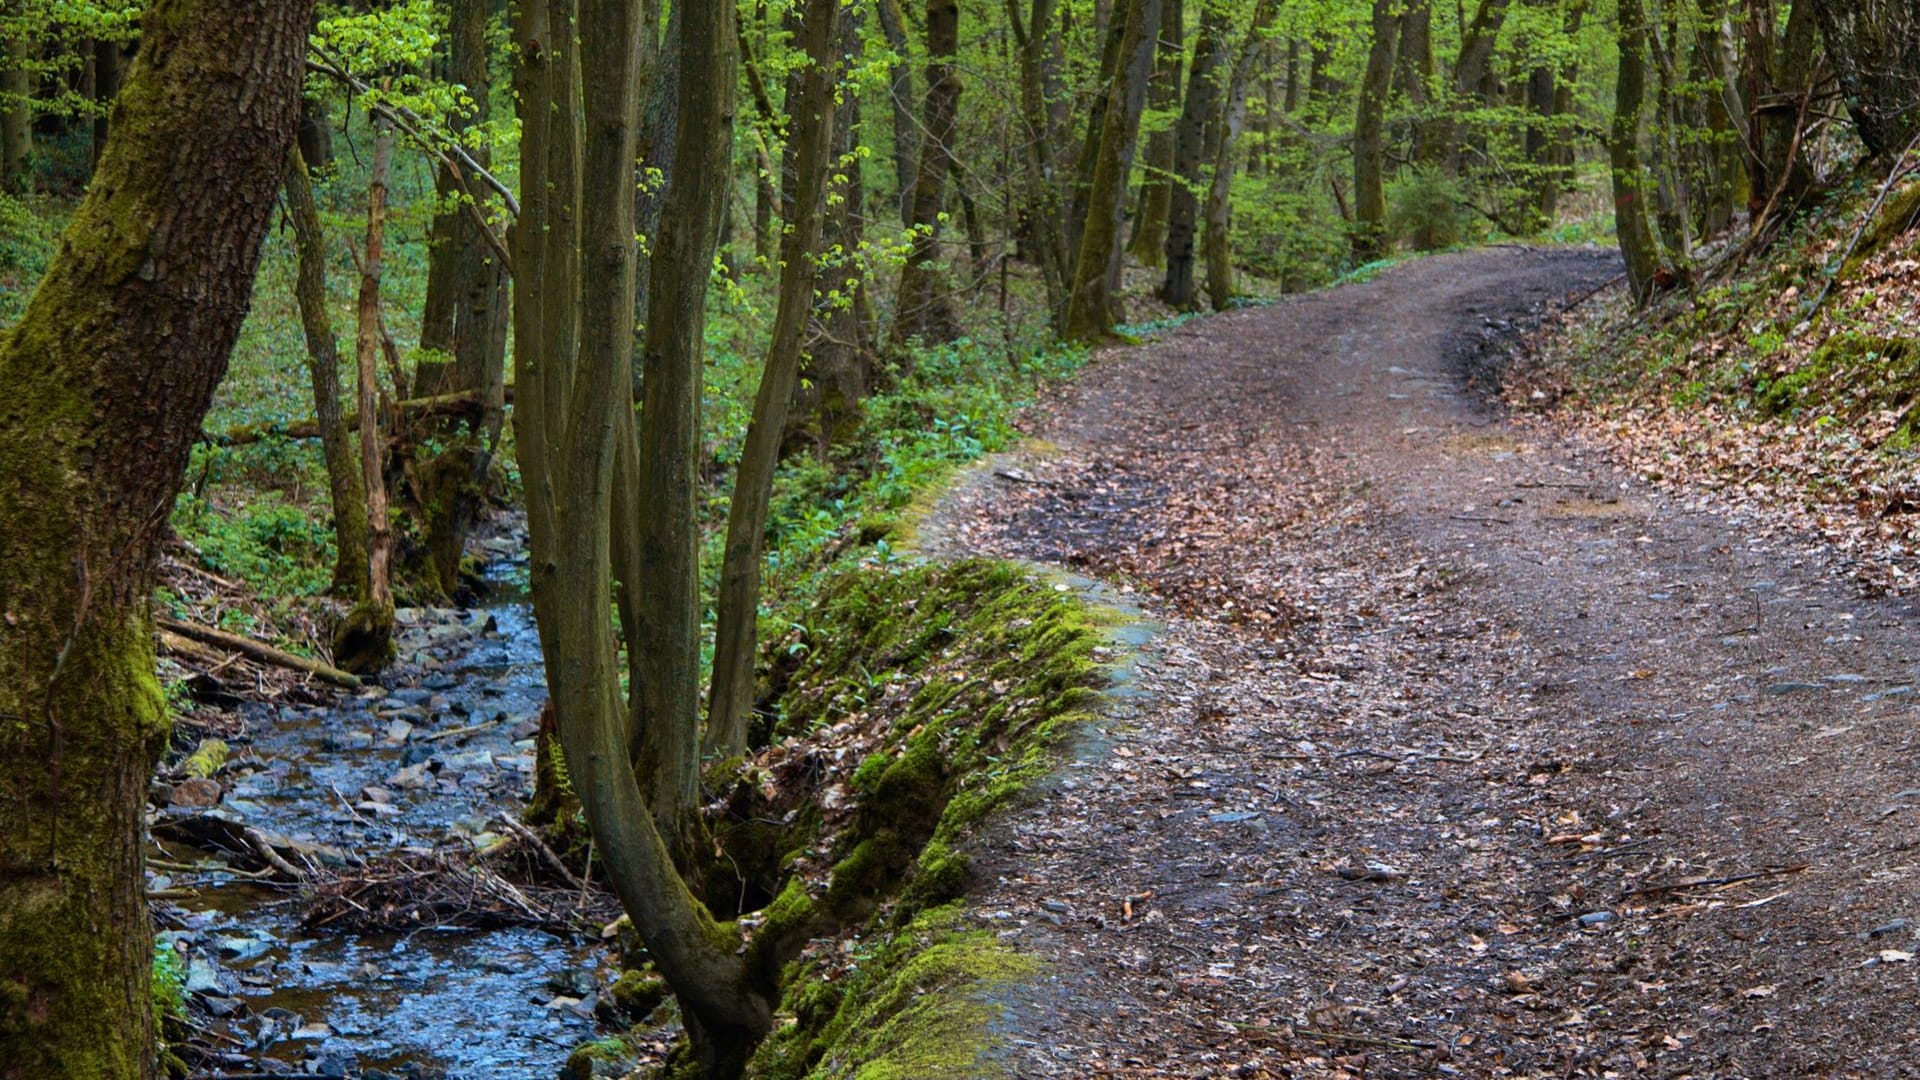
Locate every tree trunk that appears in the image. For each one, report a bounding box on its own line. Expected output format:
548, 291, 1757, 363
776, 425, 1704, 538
1809, 0, 1920, 156
410, 0, 508, 600
336, 119, 396, 674
1431, 0, 1512, 171
707, 0, 839, 759
1746, 0, 1817, 211
1537, 0, 1591, 224
91, 38, 121, 168
875, 0, 917, 224
1204, 0, 1272, 310
513, 0, 778, 1070
889, 0, 961, 349
1398, 0, 1436, 165
0, 23, 31, 192
283, 150, 372, 602
1161, 0, 1227, 309
0, 1, 311, 1074
297, 93, 332, 171
1011, 0, 1072, 324
1611, 0, 1660, 305
1352, 0, 1398, 260
1126, 0, 1182, 267
789, 10, 872, 452
1064, 0, 1163, 341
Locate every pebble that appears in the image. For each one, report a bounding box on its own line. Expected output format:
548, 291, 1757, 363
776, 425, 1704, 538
1578, 910, 1617, 927
1766, 682, 1828, 695
168, 776, 223, 809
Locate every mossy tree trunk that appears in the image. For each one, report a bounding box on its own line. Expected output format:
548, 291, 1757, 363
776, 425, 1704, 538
1063, 0, 1163, 342
1203, 0, 1272, 311
410, 0, 508, 601
707, 0, 840, 759
512, 1, 779, 1073
1126, 0, 1182, 268
1351, 0, 1398, 261
336, 118, 397, 674
1611, 0, 1661, 305
1011, 0, 1073, 325
1160, 0, 1226, 309
0, 1, 311, 1074
889, 0, 961, 350
283, 149, 372, 602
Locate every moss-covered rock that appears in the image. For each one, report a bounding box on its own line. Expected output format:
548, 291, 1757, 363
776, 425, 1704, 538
1755, 332, 1920, 421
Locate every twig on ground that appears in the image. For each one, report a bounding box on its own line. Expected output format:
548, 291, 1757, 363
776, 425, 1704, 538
1622, 863, 1810, 898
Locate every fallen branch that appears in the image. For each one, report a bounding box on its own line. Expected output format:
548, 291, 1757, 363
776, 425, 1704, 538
204, 387, 496, 446
496, 814, 587, 892
157, 618, 360, 689
1622, 863, 1810, 899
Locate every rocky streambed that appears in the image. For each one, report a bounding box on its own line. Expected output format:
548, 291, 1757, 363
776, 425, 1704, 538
150, 561, 617, 1079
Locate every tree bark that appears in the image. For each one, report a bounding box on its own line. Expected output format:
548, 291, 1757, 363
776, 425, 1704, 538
336, 118, 396, 675
1126, 0, 1183, 267
707, 0, 839, 759
1352, 0, 1399, 260
875, 0, 917, 224
889, 0, 962, 349
1160, 0, 1227, 309
1009, 0, 1072, 323
1809, 0, 1920, 156
1064, 0, 1164, 341
1204, 0, 1273, 309
410, 0, 508, 600
283, 150, 372, 602
0, 19, 32, 192
1611, 0, 1660, 305
0, 1, 311, 1074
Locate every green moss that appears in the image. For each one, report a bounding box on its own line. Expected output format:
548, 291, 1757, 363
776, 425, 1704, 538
562, 1036, 638, 1080
1841, 180, 1920, 280
609, 969, 670, 1020
1754, 332, 1920, 420
179, 738, 228, 779
751, 905, 1038, 1080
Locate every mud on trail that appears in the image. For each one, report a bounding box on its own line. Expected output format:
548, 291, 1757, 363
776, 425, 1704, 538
933, 249, 1920, 1078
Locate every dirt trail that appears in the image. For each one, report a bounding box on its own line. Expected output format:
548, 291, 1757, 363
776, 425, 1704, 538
936, 249, 1920, 1078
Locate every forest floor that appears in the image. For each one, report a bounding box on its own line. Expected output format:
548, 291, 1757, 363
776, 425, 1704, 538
928, 248, 1920, 1078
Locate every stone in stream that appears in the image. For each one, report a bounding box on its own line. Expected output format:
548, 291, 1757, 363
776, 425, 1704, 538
168, 776, 223, 809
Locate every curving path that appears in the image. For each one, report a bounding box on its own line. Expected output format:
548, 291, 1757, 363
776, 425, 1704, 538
935, 249, 1920, 1078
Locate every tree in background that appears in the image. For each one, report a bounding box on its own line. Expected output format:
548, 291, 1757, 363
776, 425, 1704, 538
0, 0, 312, 1072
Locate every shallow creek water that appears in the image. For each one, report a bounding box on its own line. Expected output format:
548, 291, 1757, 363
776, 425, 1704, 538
153, 564, 613, 1079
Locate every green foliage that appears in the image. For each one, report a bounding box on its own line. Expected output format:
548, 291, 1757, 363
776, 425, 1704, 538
170, 487, 337, 600
150, 941, 186, 1028
1388, 168, 1473, 251
0, 192, 59, 323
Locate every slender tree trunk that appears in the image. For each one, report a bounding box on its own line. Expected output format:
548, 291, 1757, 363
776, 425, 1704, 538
1127, 0, 1183, 267
1204, 0, 1272, 309
889, 0, 961, 349
1398, 0, 1436, 164
1611, 0, 1660, 305
1161, 0, 1227, 308
633, 0, 738, 852
0, 22, 31, 192
514, 1, 778, 1072
1809, 0, 1920, 156
1746, 0, 1816, 211
1064, 0, 1163, 341
1352, 0, 1398, 260
1432, 0, 1512, 171
708, 0, 839, 758
91, 38, 120, 168
0, 2, 311, 1074
297, 93, 332, 171
410, 0, 508, 599
337, 119, 396, 674
790, 10, 872, 451
1538, 0, 1590, 223
1011, 0, 1072, 325
283, 150, 371, 602
875, 0, 917, 224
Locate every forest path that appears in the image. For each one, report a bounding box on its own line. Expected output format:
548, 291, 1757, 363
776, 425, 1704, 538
932, 248, 1920, 1078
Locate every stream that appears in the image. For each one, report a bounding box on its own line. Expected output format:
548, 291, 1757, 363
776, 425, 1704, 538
153, 548, 612, 1079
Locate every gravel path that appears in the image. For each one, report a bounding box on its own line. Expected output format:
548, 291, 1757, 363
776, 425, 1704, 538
933, 248, 1920, 1078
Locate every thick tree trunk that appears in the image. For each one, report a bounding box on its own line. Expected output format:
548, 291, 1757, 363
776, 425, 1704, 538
1352, 0, 1398, 260
1064, 0, 1164, 341
1611, 0, 1660, 305
1809, 0, 1920, 156
336, 120, 396, 675
707, 0, 839, 759
1161, 0, 1227, 308
283, 151, 372, 602
1126, 0, 1183, 267
0, 1, 311, 1074
889, 0, 961, 349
